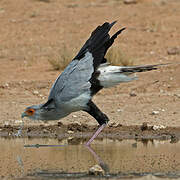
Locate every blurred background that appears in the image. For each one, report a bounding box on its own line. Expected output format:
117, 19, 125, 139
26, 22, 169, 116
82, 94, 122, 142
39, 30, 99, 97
0, 0, 180, 126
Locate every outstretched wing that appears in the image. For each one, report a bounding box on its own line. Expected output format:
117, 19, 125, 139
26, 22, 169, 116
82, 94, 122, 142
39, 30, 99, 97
48, 22, 125, 104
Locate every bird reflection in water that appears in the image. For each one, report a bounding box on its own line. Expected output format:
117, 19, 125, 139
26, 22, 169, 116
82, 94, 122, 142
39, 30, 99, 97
17, 141, 109, 177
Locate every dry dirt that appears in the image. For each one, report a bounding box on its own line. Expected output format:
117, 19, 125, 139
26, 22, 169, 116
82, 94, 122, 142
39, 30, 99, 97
0, 0, 180, 139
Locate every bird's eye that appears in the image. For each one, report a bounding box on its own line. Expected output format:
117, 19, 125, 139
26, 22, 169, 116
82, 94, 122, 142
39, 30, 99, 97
26, 108, 35, 116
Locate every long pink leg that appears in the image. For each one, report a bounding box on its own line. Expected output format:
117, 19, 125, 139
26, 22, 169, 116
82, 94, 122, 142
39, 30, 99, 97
86, 124, 106, 146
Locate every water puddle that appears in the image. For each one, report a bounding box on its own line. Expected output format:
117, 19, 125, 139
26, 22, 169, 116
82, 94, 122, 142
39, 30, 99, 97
0, 138, 180, 179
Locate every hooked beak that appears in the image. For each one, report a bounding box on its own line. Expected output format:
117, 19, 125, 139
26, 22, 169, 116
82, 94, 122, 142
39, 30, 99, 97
21, 112, 27, 118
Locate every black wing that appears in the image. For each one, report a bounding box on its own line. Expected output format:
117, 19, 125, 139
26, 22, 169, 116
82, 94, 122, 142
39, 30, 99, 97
74, 21, 126, 70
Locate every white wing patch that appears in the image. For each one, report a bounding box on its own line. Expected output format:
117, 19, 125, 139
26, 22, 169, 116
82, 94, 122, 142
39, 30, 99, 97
98, 65, 137, 88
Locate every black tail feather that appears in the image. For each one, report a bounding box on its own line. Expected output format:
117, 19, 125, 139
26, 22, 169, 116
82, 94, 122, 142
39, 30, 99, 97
104, 27, 126, 55
74, 22, 116, 61
121, 63, 169, 73
74, 21, 125, 70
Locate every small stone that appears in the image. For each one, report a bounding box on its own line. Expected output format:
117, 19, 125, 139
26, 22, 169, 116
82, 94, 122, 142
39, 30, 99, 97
43, 129, 49, 133
8, 132, 12, 136
72, 115, 77, 118
170, 135, 179, 144
15, 120, 23, 124
150, 51, 155, 55
159, 0, 167, 5
151, 111, 159, 115
167, 47, 180, 55
124, 0, 137, 4
74, 121, 81, 126
57, 121, 63, 127
152, 125, 166, 131
174, 93, 180, 98
109, 122, 119, 127
160, 89, 164, 93
4, 83, 9, 87
43, 123, 50, 126
1, 83, 9, 89
67, 130, 74, 134
10, 19, 17, 23
4, 121, 9, 126
141, 122, 148, 131
129, 91, 137, 97
117, 109, 123, 112
68, 137, 73, 140
33, 90, 39, 95
89, 164, 105, 176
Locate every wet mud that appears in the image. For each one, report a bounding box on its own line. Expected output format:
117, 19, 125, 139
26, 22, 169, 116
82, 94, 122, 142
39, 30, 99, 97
0, 123, 179, 144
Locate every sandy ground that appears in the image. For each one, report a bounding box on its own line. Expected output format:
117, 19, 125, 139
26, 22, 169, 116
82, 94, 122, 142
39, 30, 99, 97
0, 0, 180, 138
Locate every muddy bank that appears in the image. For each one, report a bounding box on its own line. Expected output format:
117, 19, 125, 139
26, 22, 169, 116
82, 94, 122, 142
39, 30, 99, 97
0, 123, 179, 144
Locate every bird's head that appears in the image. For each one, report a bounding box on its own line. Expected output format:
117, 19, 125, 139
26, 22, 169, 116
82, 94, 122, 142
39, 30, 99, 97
21, 105, 43, 120
21, 99, 62, 121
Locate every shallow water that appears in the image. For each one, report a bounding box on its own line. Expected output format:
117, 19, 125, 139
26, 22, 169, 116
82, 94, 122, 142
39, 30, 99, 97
0, 138, 180, 179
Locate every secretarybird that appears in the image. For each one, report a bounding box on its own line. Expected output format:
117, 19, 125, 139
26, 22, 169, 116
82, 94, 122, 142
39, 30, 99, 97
22, 21, 165, 146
